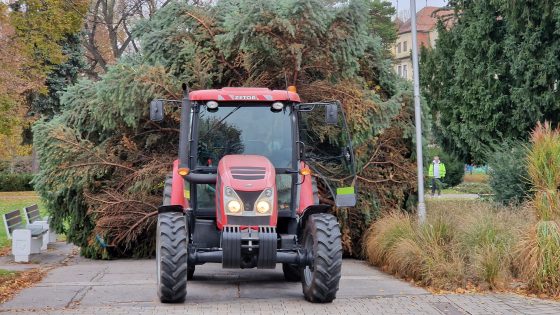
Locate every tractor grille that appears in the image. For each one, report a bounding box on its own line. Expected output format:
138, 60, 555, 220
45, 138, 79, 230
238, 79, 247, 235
237, 190, 262, 212
231, 167, 266, 180
227, 215, 270, 225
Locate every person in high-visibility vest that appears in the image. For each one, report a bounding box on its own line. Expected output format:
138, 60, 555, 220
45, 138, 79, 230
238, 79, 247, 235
428, 156, 446, 197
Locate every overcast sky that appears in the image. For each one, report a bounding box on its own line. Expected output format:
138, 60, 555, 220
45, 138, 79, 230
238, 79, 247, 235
390, 0, 448, 13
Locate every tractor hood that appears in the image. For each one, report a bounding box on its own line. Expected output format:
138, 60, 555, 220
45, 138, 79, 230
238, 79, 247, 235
217, 155, 276, 191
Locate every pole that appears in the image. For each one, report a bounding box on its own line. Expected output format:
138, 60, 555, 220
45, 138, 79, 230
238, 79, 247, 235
410, 0, 426, 223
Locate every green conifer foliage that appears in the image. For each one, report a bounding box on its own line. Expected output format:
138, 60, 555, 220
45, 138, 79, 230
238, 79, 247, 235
35, 0, 418, 258
30, 34, 85, 117
422, 1, 560, 161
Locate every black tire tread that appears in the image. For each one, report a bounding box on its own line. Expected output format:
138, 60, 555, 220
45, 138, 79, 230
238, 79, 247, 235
301, 213, 342, 303
157, 176, 188, 303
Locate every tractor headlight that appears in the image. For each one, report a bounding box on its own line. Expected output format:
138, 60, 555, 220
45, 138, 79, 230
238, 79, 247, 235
227, 200, 242, 213
224, 186, 243, 215
254, 188, 274, 215
256, 200, 270, 214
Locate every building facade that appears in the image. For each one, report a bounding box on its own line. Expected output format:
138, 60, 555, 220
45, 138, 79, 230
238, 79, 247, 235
394, 7, 451, 80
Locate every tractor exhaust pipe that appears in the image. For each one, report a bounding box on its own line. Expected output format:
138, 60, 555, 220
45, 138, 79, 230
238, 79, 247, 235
179, 83, 191, 169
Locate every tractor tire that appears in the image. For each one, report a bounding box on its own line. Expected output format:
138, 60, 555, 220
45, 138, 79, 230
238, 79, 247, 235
282, 263, 301, 282
163, 175, 172, 205
156, 212, 188, 303
156, 175, 188, 303
311, 176, 319, 204
301, 213, 342, 303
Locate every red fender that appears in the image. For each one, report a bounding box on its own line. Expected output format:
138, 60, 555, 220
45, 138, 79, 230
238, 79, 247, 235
298, 162, 314, 215
171, 160, 189, 208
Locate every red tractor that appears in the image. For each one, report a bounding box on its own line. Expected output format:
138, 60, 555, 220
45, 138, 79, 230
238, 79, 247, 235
150, 84, 356, 303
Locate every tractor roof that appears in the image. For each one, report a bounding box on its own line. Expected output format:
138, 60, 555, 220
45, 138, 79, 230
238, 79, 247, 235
189, 87, 301, 102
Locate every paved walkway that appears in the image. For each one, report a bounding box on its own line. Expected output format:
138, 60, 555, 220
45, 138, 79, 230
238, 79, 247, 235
1, 251, 559, 314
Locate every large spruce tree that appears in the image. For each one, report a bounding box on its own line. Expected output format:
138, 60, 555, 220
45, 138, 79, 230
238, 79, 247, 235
422, 1, 560, 160
34, 0, 418, 258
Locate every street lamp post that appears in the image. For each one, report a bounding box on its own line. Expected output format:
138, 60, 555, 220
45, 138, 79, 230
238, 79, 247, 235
410, 0, 426, 223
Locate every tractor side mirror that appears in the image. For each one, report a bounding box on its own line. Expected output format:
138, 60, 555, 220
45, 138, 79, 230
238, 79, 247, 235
150, 99, 164, 122
335, 187, 357, 207
325, 104, 338, 125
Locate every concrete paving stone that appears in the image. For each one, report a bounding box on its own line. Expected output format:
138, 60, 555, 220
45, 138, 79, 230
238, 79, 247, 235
0, 285, 85, 310
3, 257, 560, 314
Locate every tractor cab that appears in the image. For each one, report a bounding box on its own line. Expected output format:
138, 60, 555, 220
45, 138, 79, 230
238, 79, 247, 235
150, 85, 356, 304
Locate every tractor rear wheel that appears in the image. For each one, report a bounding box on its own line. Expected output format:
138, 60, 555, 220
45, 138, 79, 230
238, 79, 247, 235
301, 213, 342, 303
282, 263, 301, 282
156, 175, 188, 303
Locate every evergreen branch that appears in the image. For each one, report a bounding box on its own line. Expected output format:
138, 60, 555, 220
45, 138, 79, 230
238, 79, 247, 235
61, 162, 135, 172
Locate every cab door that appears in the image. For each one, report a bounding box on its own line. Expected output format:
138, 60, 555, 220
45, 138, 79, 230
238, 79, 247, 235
296, 102, 357, 207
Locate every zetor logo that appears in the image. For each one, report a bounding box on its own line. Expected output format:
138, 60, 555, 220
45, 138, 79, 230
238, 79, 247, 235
233, 95, 257, 100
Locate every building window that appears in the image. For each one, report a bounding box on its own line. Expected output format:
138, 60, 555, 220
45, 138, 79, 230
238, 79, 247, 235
403, 41, 407, 52
397, 42, 401, 53
402, 65, 408, 78
397, 65, 402, 77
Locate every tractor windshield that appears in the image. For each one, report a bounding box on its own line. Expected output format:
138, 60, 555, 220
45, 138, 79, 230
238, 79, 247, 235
196, 105, 293, 168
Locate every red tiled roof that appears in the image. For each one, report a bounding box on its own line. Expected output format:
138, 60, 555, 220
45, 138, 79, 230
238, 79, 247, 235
398, 7, 453, 34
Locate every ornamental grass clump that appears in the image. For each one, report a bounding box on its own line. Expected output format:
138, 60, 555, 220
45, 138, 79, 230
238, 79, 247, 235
365, 200, 528, 291
365, 206, 465, 289
517, 122, 560, 295
457, 205, 524, 289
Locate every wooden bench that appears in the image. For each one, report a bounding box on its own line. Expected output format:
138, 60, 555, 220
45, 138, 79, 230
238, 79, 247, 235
3, 210, 48, 262
24, 204, 55, 244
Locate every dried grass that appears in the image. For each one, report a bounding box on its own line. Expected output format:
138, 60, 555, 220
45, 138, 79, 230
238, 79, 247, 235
516, 122, 560, 296
364, 200, 529, 291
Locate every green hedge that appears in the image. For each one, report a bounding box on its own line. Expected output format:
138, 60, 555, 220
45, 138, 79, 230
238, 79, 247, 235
0, 173, 34, 192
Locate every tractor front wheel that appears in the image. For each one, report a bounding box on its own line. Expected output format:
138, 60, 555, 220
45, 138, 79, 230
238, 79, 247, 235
301, 213, 342, 303
156, 211, 188, 303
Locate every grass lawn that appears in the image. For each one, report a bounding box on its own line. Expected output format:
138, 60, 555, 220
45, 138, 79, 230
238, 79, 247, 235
464, 173, 489, 183
0, 191, 44, 249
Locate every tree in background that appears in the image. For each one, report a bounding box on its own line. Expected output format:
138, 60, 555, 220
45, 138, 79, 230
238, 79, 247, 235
29, 34, 86, 117
82, 0, 164, 76
0, 0, 87, 173
9, 0, 88, 79
421, 1, 560, 161
34, 0, 421, 258
367, 0, 397, 50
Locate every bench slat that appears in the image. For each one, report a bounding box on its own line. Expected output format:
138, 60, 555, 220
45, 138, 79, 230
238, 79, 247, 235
4, 210, 21, 220
25, 204, 42, 223
6, 216, 23, 227
3, 210, 26, 236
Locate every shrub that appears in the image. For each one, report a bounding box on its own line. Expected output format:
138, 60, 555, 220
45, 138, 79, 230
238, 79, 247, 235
516, 122, 560, 295
426, 147, 464, 188
453, 182, 493, 195
365, 212, 415, 269
487, 141, 531, 205
0, 173, 34, 191
517, 221, 560, 295
457, 205, 524, 288
365, 200, 529, 291
367, 209, 467, 289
